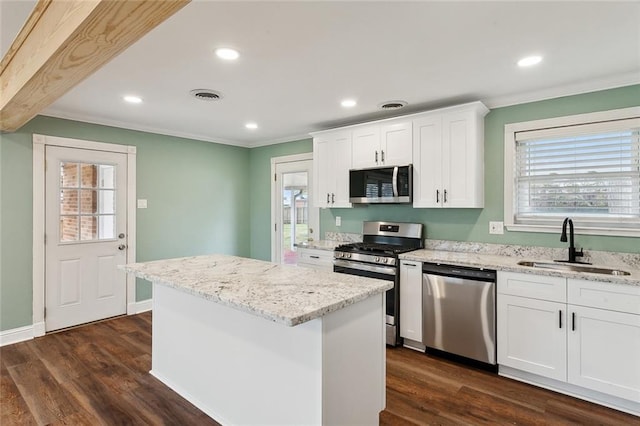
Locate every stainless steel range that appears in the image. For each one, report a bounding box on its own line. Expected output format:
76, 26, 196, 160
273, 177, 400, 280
333, 221, 423, 346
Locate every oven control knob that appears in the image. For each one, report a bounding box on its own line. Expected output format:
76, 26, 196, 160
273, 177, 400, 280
347, 253, 351, 258
383, 258, 388, 264
374, 256, 380, 263
336, 252, 342, 258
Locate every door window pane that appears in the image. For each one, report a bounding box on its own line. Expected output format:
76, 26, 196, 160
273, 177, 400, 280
58, 161, 118, 242
80, 189, 97, 214
282, 171, 309, 264
99, 190, 115, 214
60, 189, 79, 214
60, 216, 79, 242
80, 216, 97, 241
60, 163, 79, 187
81, 164, 98, 188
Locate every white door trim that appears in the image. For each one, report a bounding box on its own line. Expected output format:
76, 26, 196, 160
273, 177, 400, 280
270, 152, 314, 263
32, 134, 137, 337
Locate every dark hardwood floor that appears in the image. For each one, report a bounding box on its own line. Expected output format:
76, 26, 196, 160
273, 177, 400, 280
1, 313, 638, 425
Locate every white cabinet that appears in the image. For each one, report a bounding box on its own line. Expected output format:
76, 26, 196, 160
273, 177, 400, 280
497, 271, 640, 409
567, 280, 640, 402
312, 131, 352, 208
497, 272, 567, 381
399, 260, 423, 347
351, 121, 412, 169
413, 102, 488, 208
296, 248, 334, 271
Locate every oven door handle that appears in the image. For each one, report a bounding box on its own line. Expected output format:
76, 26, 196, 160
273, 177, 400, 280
392, 166, 399, 197
334, 259, 397, 276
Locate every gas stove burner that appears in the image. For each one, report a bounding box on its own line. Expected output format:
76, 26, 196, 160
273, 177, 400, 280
336, 242, 418, 255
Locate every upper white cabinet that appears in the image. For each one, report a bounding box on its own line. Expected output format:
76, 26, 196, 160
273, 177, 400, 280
312, 131, 352, 208
413, 102, 488, 208
351, 120, 412, 169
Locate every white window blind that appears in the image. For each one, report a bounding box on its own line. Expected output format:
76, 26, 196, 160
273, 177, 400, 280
514, 118, 640, 229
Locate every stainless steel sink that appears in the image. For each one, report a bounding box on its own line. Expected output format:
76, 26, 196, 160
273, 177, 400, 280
517, 261, 631, 276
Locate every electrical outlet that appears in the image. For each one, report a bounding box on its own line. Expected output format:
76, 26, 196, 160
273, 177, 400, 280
489, 221, 504, 235
335, 216, 341, 227
137, 199, 148, 209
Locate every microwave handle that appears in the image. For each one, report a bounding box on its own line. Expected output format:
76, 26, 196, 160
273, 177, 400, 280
392, 166, 399, 197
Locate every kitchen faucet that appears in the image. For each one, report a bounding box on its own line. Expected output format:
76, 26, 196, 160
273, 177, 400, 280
559, 217, 586, 263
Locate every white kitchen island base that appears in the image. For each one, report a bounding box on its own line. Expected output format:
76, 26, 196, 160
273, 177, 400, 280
151, 283, 386, 425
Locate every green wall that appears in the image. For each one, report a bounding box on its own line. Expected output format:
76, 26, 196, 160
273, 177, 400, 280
248, 139, 313, 260
0, 116, 250, 331
320, 85, 640, 254
1, 84, 638, 332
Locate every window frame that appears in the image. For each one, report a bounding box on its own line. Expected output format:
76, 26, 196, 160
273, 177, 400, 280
504, 106, 640, 237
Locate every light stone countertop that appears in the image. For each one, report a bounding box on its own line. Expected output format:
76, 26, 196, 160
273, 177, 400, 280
295, 240, 342, 251
121, 254, 392, 326
400, 249, 640, 287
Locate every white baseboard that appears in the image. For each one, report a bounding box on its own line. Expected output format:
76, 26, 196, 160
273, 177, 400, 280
128, 299, 153, 315
0, 325, 34, 347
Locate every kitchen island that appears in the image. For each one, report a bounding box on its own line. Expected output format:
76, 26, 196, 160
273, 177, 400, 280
121, 254, 392, 425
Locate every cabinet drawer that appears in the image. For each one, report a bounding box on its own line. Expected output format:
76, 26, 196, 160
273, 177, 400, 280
498, 271, 566, 303
297, 248, 333, 269
568, 279, 640, 315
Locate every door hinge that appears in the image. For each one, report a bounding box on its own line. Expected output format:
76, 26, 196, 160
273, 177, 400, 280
44, 159, 47, 172
274, 173, 277, 181
44, 233, 47, 244
274, 223, 277, 231
44, 307, 46, 319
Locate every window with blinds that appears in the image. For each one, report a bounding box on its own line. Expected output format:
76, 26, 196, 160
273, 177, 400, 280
513, 118, 640, 229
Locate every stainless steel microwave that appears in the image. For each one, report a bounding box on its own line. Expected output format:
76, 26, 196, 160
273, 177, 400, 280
349, 165, 412, 204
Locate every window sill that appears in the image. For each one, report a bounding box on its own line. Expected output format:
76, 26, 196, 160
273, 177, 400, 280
505, 224, 640, 238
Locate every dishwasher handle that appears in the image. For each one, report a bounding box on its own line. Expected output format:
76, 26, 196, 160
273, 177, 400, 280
422, 262, 496, 281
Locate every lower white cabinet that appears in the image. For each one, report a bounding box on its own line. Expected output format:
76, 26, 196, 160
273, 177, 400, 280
497, 271, 640, 413
399, 260, 423, 346
296, 248, 333, 271
497, 294, 567, 381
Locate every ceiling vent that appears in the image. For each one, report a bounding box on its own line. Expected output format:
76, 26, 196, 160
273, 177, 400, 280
378, 100, 407, 110
190, 89, 223, 101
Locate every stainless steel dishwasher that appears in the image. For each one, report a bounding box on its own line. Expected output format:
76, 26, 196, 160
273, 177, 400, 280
422, 262, 497, 365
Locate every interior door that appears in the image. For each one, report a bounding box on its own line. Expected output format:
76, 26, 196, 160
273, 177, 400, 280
45, 146, 128, 331
273, 159, 318, 264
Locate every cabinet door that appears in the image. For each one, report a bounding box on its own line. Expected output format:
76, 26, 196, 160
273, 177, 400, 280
412, 115, 442, 207
352, 125, 380, 169
442, 110, 483, 207
313, 137, 332, 208
497, 294, 567, 381
568, 305, 640, 402
399, 261, 422, 342
380, 121, 412, 166
331, 132, 353, 208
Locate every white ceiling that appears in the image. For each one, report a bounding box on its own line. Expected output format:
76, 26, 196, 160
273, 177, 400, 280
2, 1, 639, 148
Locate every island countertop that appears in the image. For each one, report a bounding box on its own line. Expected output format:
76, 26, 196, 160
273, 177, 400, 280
121, 254, 392, 326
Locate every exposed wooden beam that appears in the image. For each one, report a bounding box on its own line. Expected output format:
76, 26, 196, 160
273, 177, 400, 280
0, 0, 190, 132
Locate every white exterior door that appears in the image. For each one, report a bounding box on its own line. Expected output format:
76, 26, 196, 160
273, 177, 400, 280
271, 154, 319, 264
45, 146, 128, 331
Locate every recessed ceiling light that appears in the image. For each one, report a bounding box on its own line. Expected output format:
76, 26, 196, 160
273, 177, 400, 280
245, 122, 258, 130
123, 95, 142, 104
341, 99, 357, 108
215, 48, 239, 60
517, 55, 542, 67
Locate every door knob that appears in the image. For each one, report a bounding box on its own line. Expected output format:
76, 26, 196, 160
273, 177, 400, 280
118, 244, 127, 250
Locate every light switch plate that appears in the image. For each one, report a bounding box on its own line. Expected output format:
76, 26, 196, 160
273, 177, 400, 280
489, 221, 504, 235
335, 216, 341, 227
137, 199, 148, 209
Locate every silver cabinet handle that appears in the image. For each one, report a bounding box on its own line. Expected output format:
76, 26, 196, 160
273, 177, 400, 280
436, 190, 440, 203
118, 244, 126, 250
331, 193, 335, 203
444, 189, 448, 203
559, 310, 562, 328
375, 150, 378, 164
310, 255, 320, 259
327, 193, 330, 203
403, 262, 417, 267
381, 150, 385, 163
